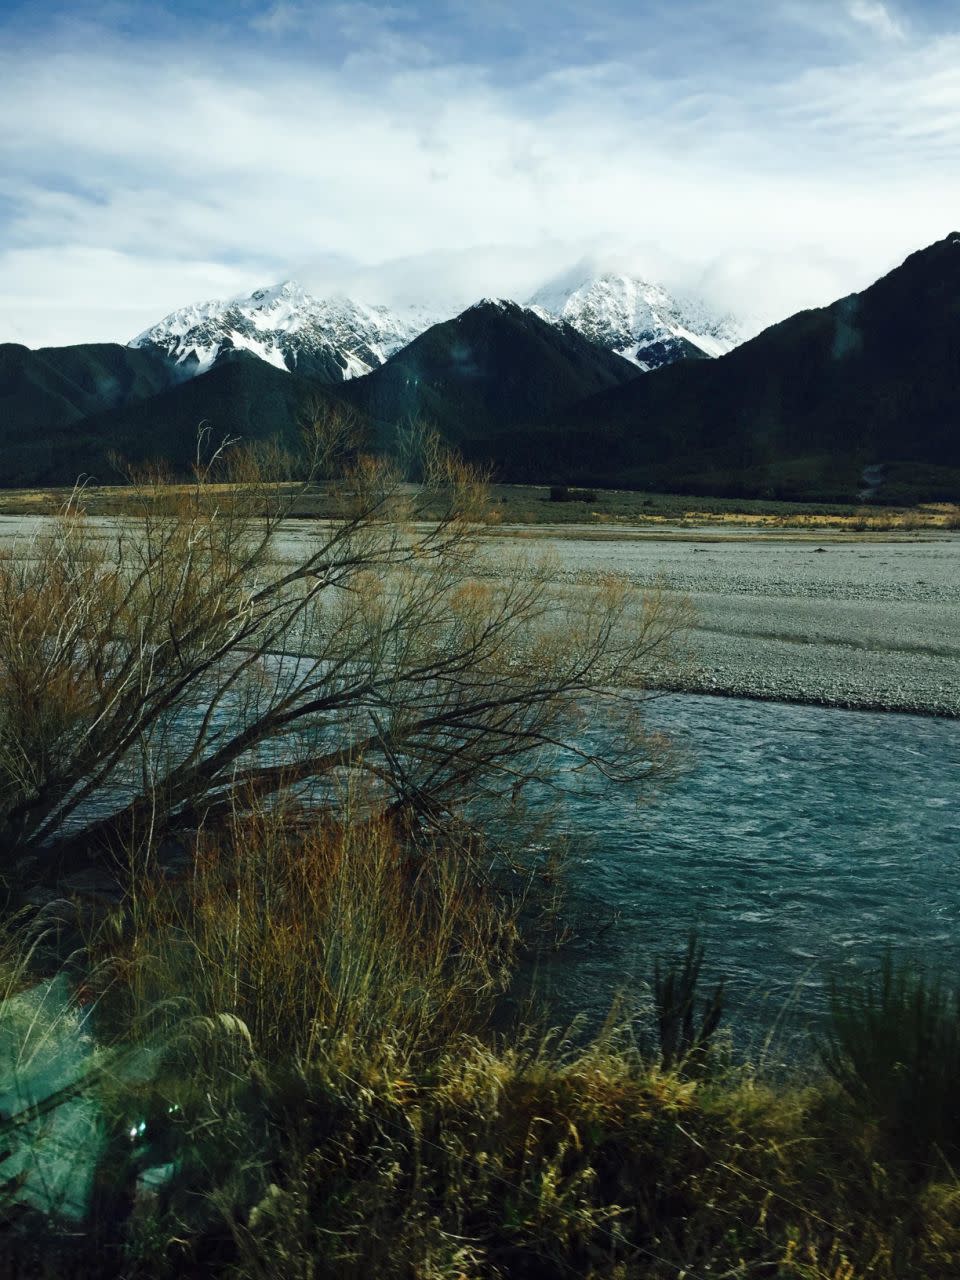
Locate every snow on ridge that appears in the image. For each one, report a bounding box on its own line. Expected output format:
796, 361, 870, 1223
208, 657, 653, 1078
131, 281, 442, 383
130, 270, 744, 385
466, 297, 523, 313
527, 271, 743, 370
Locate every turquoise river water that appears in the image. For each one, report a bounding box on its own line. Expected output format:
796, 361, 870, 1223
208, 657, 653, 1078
531, 694, 960, 1054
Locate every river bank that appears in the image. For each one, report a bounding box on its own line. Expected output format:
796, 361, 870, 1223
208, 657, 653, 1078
0, 513, 956, 716
478, 527, 960, 717
0, 503, 957, 1276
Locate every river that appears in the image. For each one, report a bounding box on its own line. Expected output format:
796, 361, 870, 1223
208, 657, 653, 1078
526, 693, 960, 1055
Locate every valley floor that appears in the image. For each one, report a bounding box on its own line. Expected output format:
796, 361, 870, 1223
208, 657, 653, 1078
477, 525, 960, 717
0, 499, 956, 716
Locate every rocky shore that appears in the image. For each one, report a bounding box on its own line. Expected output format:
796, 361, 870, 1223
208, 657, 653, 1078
485, 528, 960, 718
3, 514, 954, 718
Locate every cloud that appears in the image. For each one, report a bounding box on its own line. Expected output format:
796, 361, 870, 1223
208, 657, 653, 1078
249, 3, 305, 35
0, 2, 957, 344
848, 0, 906, 40
0, 247, 259, 348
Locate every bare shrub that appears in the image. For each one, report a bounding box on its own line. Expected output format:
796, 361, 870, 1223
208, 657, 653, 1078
0, 414, 685, 869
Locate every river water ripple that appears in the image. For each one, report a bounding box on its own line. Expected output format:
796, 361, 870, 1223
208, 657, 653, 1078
533, 694, 960, 1053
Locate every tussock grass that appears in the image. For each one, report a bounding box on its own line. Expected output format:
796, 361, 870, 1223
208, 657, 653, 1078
822, 954, 960, 1167
2, 817, 960, 1277
89, 797, 519, 1075
0, 454, 953, 1274
1, 482, 956, 533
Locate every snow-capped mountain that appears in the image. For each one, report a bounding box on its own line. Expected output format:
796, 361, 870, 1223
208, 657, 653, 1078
130, 282, 440, 383
528, 272, 742, 371
131, 273, 742, 387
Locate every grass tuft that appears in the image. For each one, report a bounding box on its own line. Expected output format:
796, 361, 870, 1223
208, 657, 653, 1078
822, 954, 960, 1168
2, 831, 960, 1276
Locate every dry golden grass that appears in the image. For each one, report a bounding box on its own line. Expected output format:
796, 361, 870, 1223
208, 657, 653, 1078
87, 795, 518, 1075
692, 506, 960, 531
0, 482, 955, 534
4, 813, 960, 1277
0, 451, 956, 1274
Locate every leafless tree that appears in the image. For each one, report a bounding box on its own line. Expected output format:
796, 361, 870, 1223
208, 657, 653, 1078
0, 413, 687, 873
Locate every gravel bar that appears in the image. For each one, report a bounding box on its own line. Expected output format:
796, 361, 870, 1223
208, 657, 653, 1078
1, 515, 955, 718
481, 529, 960, 717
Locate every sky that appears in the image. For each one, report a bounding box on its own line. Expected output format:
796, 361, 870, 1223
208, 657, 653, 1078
1, 0, 958, 346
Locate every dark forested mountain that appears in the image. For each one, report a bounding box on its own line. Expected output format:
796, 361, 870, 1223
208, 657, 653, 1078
499, 234, 960, 501
78, 355, 334, 474
0, 341, 177, 433
338, 299, 640, 448
0, 341, 181, 484
0, 347, 333, 485
0, 301, 639, 485
1, 237, 958, 500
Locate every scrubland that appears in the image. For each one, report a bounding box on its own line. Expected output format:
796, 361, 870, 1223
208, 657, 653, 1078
0, 432, 957, 1276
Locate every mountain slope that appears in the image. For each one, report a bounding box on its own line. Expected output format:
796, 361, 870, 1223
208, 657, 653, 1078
501, 235, 960, 501
0, 341, 184, 485
340, 299, 640, 448
0, 341, 178, 434
0, 352, 338, 486
131, 282, 438, 383
71, 355, 338, 480
3, 239, 957, 500
528, 272, 741, 370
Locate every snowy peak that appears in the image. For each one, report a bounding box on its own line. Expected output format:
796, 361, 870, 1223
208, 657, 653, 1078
465, 297, 529, 316
130, 270, 744, 387
528, 272, 742, 371
130, 283, 440, 383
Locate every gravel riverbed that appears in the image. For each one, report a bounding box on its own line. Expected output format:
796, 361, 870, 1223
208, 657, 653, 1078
1, 514, 955, 718
480, 528, 960, 717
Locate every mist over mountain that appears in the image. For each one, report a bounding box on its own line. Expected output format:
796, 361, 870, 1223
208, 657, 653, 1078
0, 236, 957, 501
129, 271, 737, 382
528, 271, 742, 370
496, 233, 960, 503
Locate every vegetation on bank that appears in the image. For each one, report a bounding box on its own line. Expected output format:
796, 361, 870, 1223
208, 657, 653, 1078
0, 421, 684, 867
0, 478, 956, 531
4, 809, 960, 1279
0, 430, 957, 1277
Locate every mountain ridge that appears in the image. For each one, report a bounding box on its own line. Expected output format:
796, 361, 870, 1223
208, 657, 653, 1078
493, 232, 960, 501
0, 236, 957, 501
130, 281, 440, 383
527, 271, 741, 370
338, 299, 641, 447
130, 273, 739, 382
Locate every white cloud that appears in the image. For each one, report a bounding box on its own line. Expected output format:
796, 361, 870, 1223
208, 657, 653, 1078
848, 0, 906, 41
0, 247, 262, 348
249, 4, 305, 35
0, 6, 957, 344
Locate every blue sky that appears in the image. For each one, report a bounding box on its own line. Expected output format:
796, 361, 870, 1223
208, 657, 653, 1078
1, 0, 958, 344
